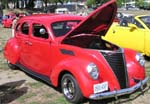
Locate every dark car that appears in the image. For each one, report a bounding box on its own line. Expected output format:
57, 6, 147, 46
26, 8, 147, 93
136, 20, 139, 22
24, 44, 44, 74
0, 5, 3, 24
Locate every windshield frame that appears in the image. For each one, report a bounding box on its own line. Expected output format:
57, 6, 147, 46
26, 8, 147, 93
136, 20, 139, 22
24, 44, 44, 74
139, 16, 150, 29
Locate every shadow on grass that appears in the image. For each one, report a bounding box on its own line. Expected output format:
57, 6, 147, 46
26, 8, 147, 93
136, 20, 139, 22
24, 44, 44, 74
0, 80, 28, 103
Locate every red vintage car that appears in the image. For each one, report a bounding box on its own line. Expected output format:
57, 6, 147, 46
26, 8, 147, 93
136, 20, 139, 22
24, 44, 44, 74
2, 13, 16, 28
3, 0, 149, 103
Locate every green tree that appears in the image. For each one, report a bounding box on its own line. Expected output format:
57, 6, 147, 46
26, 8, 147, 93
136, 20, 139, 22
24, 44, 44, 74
86, 0, 110, 7
136, 0, 143, 7
86, 0, 96, 7
86, 0, 125, 7
96, 0, 111, 4
116, 0, 123, 7
136, 0, 150, 9
43, 0, 48, 7
49, 0, 68, 4
1, 0, 8, 9
26, 0, 35, 9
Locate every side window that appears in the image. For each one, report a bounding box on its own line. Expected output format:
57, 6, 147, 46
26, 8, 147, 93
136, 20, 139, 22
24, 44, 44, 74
133, 20, 144, 29
21, 22, 29, 35
32, 23, 48, 39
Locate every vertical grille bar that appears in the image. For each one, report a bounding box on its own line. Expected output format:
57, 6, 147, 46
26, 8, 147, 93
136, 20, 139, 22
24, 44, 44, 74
101, 49, 128, 89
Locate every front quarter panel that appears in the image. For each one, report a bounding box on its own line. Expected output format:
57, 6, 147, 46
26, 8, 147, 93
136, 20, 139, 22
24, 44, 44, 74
3, 38, 20, 64
50, 57, 100, 97
124, 49, 145, 87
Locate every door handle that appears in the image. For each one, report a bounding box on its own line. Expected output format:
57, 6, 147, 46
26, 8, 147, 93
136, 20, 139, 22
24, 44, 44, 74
113, 29, 116, 33
25, 41, 32, 46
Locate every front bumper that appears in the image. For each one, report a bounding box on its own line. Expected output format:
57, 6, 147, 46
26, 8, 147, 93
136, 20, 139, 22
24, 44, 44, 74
89, 77, 150, 100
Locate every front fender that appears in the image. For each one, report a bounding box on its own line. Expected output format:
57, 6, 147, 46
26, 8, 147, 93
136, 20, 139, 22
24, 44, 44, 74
3, 38, 20, 64
50, 58, 99, 97
124, 49, 145, 87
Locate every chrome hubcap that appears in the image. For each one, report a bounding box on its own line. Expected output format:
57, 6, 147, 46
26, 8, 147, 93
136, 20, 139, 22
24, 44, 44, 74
62, 78, 75, 99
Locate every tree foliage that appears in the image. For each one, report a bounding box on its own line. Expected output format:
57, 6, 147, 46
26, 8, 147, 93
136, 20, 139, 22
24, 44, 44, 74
86, 0, 96, 7
0, 0, 70, 9
116, 0, 123, 7
1, 0, 8, 9
135, 0, 150, 9
1, 0, 149, 10
86, 0, 125, 7
26, 0, 34, 9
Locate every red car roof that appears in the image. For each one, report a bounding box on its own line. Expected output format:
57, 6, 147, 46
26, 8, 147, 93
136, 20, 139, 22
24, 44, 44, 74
19, 14, 84, 23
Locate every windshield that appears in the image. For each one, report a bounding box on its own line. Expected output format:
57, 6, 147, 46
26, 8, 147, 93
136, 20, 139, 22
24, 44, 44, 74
120, 16, 147, 29
139, 16, 150, 29
51, 20, 80, 37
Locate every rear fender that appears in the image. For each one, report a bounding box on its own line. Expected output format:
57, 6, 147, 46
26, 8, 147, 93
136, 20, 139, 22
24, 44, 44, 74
3, 38, 20, 64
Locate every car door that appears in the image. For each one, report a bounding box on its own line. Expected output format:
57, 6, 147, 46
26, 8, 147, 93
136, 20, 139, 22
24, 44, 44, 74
104, 21, 145, 53
145, 31, 150, 56
16, 21, 31, 67
26, 22, 52, 76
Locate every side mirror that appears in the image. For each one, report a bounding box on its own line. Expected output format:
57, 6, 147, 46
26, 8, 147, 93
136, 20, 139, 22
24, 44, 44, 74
128, 24, 138, 29
39, 28, 46, 35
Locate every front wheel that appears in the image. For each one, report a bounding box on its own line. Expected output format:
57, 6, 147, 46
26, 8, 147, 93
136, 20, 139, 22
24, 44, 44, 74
61, 74, 84, 104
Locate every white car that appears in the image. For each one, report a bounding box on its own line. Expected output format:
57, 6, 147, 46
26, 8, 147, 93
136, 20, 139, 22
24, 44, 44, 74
55, 8, 69, 14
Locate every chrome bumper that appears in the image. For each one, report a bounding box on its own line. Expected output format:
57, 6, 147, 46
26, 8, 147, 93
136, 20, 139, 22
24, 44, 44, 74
89, 77, 150, 100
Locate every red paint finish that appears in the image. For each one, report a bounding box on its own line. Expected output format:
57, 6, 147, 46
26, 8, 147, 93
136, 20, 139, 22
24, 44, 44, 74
124, 49, 145, 86
3, 0, 147, 102
2, 13, 16, 28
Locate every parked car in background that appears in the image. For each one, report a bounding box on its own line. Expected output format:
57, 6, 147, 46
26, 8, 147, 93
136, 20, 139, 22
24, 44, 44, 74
2, 13, 16, 28
126, 5, 140, 10
4, 0, 149, 103
119, 6, 140, 11
55, 8, 69, 14
103, 15, 150, 59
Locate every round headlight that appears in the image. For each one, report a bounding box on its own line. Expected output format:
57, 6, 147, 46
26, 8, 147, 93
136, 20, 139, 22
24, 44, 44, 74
136, 53, 145, 66
87, 63, 99, 80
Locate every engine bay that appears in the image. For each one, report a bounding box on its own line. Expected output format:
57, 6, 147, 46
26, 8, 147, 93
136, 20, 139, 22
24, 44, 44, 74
63, 33, 118, 51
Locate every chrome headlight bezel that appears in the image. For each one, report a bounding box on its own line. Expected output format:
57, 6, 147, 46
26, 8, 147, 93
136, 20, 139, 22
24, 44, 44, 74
136, 53, 145, 67
86, 63, 99, 80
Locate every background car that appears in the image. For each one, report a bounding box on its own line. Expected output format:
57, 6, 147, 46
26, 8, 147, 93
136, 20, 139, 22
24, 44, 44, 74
3, 0, 149, 103
2, 13, 16, 28
0, 5, 3, 24
102, 15, 150, 59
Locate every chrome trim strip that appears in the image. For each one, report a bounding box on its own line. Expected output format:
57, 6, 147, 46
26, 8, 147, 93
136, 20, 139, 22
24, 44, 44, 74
89, 77, 150, 100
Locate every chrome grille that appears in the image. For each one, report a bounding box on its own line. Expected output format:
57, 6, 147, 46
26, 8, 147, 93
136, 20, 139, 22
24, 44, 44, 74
101, 49, 128, 89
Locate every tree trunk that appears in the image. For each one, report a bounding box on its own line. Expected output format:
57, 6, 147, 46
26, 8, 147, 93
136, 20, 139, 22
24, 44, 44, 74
26, 0, 34, 9
44, 0, 47, 7
25, 0, 28, 8
2, 0, 8, 9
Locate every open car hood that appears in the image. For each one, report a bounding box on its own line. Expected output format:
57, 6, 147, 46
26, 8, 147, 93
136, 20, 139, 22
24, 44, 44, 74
62, 0, 117, 41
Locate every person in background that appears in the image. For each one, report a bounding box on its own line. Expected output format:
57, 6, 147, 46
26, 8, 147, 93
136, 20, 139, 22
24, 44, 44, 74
12, 13, 19, 37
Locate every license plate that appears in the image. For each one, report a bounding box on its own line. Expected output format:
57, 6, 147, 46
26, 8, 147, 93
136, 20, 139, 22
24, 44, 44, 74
94, 82, 108, 94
